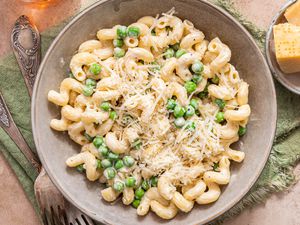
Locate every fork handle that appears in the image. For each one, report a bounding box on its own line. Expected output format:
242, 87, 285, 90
11, 15, 41, 97
0, 92, 41, 173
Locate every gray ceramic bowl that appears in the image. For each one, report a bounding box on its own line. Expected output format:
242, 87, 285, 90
32, 0, 277, 224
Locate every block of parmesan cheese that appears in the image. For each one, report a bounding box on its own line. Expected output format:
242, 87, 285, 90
273, 23, 300, 74
284, 0, 300, 26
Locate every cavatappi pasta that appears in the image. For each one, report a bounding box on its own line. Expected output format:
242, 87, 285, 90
48, 8, 251, 220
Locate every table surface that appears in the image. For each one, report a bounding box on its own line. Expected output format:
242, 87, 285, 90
0, 0, 299, 225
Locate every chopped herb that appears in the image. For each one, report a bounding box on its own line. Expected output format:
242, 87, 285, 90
211, 75, 220, 84
69, 72, 75, 78
170, 43, 180, 51
97, 159, 102, 169
132, 139, 142, 150
213, 162, 219, 172
215, 99, 226, 110
150, 176, 158, 187
185, 121, 196, 131
149, 62, 160, 73
76, 164, 85, 173
84, 132, 93, 142
198, 84, 209, 99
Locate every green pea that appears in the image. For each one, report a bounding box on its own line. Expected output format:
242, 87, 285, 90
113, 181, 125, 192
215, 99, 226, 110
170, 43, 180, 51
184, 81, 197, 94
132, 199, 140, 208
186, 121, 196, 131
211, 75, 220, 84
89, 63, 102, 75
101, 159, 112, 168
192, 74, 203, 84
166, 98, 177, 110
127, 26, 140, 38
150, 176, 158, 187
174, 117, 186, 128
190, 99, 199, 109
114, 47, 126, 58
69, 72, 75, 78
104, 167, 116, 179
173, 105, 186, 118
238, 126, 247, 136
135, 187, 145, 200
123, 156, 135, 167
108, 152, 119, 161
117, 25, 127, 39
114, 159, 124, 170
175, 49, 187, 58
76, 164, 85, 173
82, 85, 94, 97
125, 177, 136, 187
97, 159, 102, 169
164, 48, 175, 59
93, 136, 104, 148
191, 61, 204, 74
141, 180, 150, 191
109, 111, 118, 120
132, 139, 142, 150
185, 105, 195, 117
98, 145, 109, 157
85, 78, 97, 87
215, 112, 225, 123
84, 132, 93, 142
113, 39, 124, 47
100, 102, 111, 111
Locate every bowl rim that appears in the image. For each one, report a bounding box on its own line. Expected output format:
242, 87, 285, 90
32, 0, 277, 224
265, 0, 300, 95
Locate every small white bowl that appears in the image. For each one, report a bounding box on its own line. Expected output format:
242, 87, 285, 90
266, 0, 300, 95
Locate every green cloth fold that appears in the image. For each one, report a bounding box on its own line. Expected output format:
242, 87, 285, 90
0, 0, 299, 224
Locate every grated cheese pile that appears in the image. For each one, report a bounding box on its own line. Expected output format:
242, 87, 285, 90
102, 12, 228, 186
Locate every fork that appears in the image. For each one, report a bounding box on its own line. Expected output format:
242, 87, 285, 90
35, 168, 94, 225
10, 15, 94, 225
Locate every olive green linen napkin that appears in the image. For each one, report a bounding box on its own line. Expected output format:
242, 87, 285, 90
0, 0, 299, 224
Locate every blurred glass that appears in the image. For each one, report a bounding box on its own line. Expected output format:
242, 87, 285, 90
20, 0, 57, 7
21, 0, 53, 2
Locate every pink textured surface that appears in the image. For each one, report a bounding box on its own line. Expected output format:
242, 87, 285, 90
0, 154, 40, 225
0, 0, 299, 225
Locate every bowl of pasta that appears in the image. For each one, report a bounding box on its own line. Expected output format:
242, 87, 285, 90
32, 0, 277, 224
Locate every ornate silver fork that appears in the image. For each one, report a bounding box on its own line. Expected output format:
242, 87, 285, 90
8, 15, 94, 225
